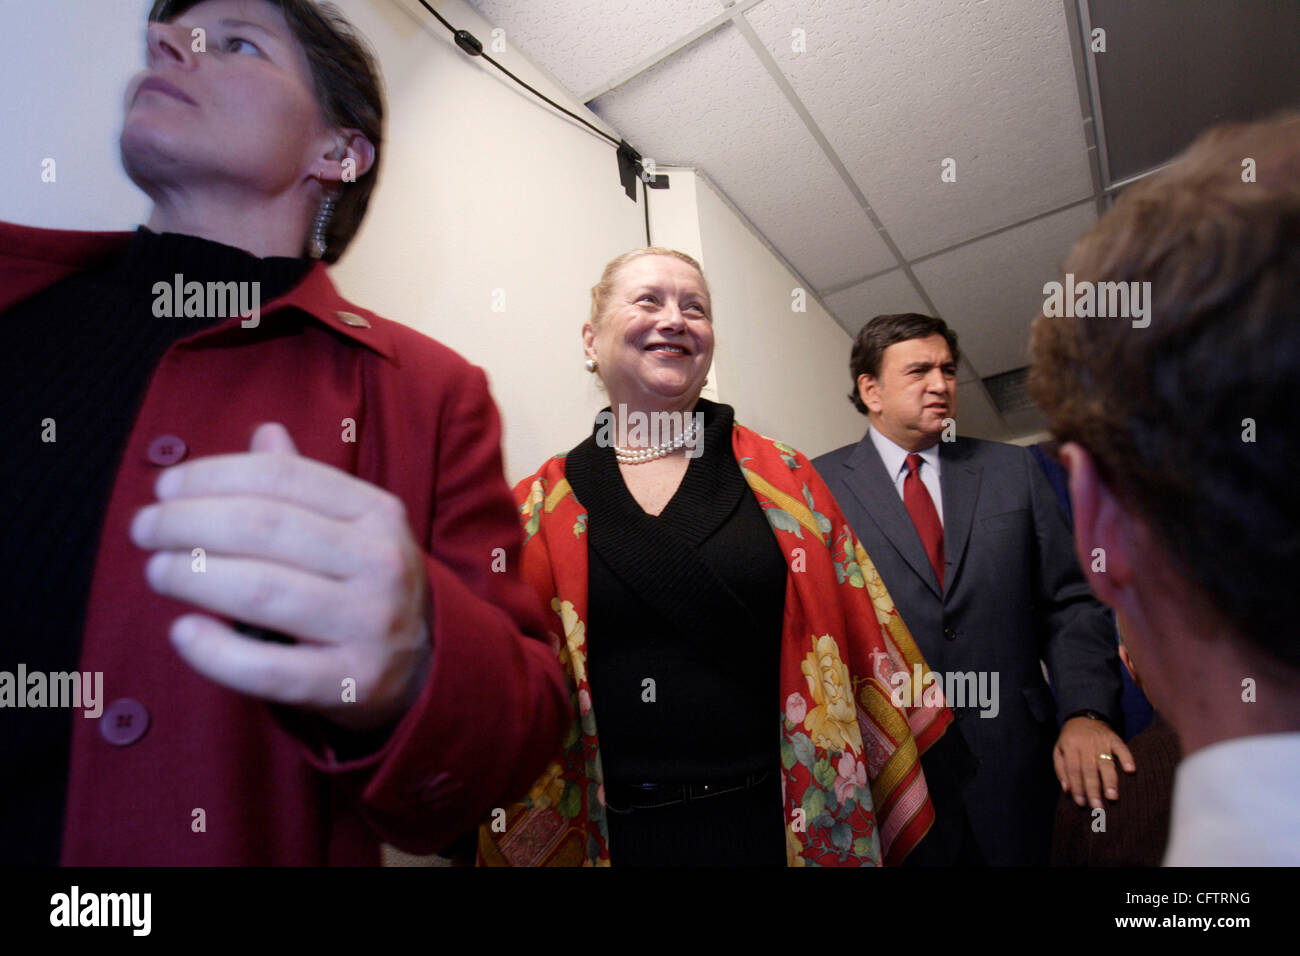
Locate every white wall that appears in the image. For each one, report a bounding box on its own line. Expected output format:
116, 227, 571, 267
330, 0, 647, 480
691, 174, 867, 459
0, 0, 864, 478
646, 167, 867, 458
0, 0, 155, 229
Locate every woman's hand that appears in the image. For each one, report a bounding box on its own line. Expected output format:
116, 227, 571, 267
130, 423, 432, 732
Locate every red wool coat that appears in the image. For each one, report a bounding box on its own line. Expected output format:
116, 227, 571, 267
1, 221, 571, 865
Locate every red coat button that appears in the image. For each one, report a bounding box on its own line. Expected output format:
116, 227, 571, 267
99, 698, 150, 746
146, 435, 187, 466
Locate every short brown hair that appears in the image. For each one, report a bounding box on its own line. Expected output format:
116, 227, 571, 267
1029, 114, 1300, 666
847, 313, 960, 414
589, 247, 708, 328
149, 0, 384, 263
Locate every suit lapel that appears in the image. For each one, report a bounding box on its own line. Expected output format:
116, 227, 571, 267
938, 439, 981, 592
843, 436, 943, 599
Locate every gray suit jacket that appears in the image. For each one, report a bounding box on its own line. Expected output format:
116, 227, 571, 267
812, 432, 1121, 865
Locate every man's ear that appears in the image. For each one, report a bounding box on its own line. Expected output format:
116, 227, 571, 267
858, 374, 881, 414
1059, 441, 1136, 608
316, 130, 376, 184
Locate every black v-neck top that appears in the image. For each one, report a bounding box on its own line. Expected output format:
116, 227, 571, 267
564, 399, 788, 783
565, 398, 790, 864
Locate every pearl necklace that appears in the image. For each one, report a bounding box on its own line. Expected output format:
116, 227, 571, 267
614, 418, 701, 465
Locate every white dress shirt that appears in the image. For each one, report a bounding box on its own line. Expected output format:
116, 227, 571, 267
1164, 732, 1300, 865
869, 425, 944, 526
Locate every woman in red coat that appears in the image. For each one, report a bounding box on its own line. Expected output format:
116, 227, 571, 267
0, 0, 568, 865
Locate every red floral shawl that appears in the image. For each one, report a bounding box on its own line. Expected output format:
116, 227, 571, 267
478, 423, 952, 866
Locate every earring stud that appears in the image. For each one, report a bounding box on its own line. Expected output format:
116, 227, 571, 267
585, 358, 597, 373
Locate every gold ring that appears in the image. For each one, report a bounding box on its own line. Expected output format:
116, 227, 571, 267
1097, 753, 1114, 761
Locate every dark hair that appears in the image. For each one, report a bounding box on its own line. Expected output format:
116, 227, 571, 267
847, 313, 960, 414
149, 0, 384, 263
1029, 113, 1300, 667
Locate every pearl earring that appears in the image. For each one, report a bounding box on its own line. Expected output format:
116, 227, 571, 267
585, 358, 597, 373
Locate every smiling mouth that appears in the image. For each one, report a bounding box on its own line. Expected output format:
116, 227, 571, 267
646, 343, 690, 355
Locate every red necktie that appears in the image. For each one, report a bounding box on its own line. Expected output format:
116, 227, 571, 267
904, 453, 944, 589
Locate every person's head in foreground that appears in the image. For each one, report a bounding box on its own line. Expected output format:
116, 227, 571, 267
130, 0, 382, 261
1030, 113, 1300, 864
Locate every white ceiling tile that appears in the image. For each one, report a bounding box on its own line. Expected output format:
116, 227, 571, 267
913, 203, 1097, 378
823, 269, 929, 337
591, 23, 898, 290
745, 0, 1095, 259
469, 0, 726, 100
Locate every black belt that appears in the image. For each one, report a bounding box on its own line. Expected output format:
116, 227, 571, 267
604, 770, 774, 813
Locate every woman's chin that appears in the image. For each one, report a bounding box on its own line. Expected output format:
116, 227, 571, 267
120, 126, 188, 184
638, 378, 702, 403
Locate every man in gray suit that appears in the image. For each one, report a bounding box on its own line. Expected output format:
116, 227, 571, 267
812, 313, 1128, 865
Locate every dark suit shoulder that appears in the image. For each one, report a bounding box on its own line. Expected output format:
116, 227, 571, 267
942, 435, 1035, 468
810, 441, 861, 475
814, 433, 1035, 476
